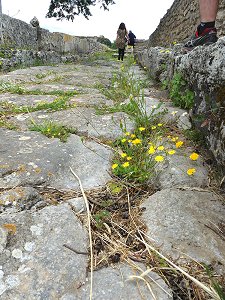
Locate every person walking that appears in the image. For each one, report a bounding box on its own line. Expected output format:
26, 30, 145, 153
128, 30, 136, 53
116, 22, 128, 61
185, 0, 219, 48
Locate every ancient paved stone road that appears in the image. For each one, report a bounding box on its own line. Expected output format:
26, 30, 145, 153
0, 56, 224, 299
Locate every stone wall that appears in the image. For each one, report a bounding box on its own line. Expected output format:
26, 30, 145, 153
148, 0, 225, 47
1, 14, 107, 54
134, 39, 225, 170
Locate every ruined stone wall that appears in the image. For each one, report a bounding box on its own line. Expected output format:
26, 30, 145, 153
148, 0, 225, 47
1, 14, 107, 54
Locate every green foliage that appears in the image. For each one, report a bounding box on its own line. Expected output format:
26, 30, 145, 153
46, 0, 115, 20
204, 264, 225, 300
97, 64, 147, 102
29, 120, 77, 142
0, 81, 79, 96
88, 50, 115, 62
0, 81, 26, 94
183, 128, 205, 146
97, 36, 112, 47
0, 96, 75, 116
0, 118, 18, 130
93, 210, 110, 228
169, 73, 194, 109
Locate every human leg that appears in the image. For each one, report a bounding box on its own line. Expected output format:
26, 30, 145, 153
184, 0, 219, 48
121, 48, 125, 61
199, 0, 219, 22
118, 48, 121, 60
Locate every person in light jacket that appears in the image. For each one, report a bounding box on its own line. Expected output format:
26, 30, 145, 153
116, 22, 128, 61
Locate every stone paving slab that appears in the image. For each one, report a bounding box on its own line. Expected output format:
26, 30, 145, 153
78, 264, 172, 300
11, 108, 134, 140
141, 188, 225, 269
0, 128, 112, 190
0, 203, 88, 299
0, 94, 56, 107
155, 153, 209, 188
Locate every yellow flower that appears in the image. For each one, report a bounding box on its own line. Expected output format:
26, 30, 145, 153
139, 127, 145, 132
132, 138, 141, 145
128, 139, 132, 143
127, 156, 132, 160
155, 155, 164, 162
122, 162, 129, 168
151, 126, 156, 130
189, 152, 199, 161
131, 134, 136, 138
167, 135, 171, 138
148, 146, 156, 154
157, 123, 163, 127
112, 164, 118, 169
121, 138, 127, 143
187, 168, 196, 176
124, 132, 130, 136
167, 150, 176, 155
176, 141, 184, 148
121, 153, 127, 158
157, 146, 165, 151
171, 111, 178, 115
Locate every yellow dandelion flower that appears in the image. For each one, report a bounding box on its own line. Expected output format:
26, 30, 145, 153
127, 156, 132, 161
157, 146, 165, 151
148, 146, 156, 154
151, 126, 156, 130
176, 141, 184, 148
121, 138, 127, 143
187, 168, 196, 176
157, 123, 163, 127
167, 150, 176, 155
112, 164, 118, 169
125, 132, 130, 136
171, 137, 176, 142
189, 152, 199, 161
155, 155, 164, 162
132, 138, 141, 145
122, 162, 129, 168
139, 127, 145, 131
171, 111, 178, 116
167, 135, 171, 138
121, 153, 127, 158
131, 134, 136, 138
128, 139, 132, 143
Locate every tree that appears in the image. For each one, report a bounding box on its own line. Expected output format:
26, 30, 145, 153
46, 0, 115, 21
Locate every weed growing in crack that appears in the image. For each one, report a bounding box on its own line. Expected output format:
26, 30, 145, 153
0, 81, 79, 96
169, 72, 194, 109
0, 96, 76, 116
29, 120, 77, 142
96, 64, 147, 102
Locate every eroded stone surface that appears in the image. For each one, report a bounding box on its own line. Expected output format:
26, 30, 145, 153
0, 203, 88, 299
0, 129, 112, 190
141, 189, 225, 268
79, 264, 172, 300
155, 152, 209, 189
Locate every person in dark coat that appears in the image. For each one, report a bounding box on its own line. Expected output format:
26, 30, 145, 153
128, 30, 136, 52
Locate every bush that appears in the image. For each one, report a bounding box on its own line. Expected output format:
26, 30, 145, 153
97, 36, 112, 47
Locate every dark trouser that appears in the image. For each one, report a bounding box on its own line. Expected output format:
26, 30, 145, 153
118, 48, 125, 61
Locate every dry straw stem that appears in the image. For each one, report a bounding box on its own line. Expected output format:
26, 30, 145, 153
70, 167, 93, 300
137, 230, 221, 300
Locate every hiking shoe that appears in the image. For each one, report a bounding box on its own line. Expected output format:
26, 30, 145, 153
184, 27, 218, 49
